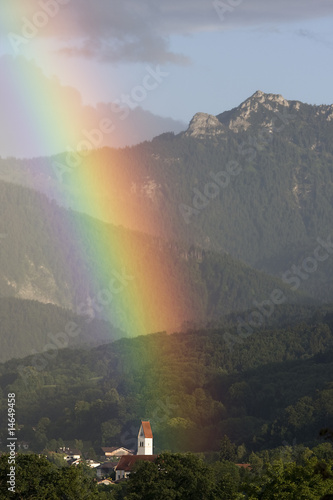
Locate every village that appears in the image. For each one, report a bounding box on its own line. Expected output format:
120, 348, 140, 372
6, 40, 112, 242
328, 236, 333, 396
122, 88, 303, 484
24, 420, 251, 490
52, 421, 157, 487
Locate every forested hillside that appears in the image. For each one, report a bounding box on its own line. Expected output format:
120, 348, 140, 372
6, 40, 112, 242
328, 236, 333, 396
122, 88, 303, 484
1, 304, 333, 455
0, 297, 122, 363
1, 92, 333, 486
2, 92, 333, 304
0, 179, 304, 362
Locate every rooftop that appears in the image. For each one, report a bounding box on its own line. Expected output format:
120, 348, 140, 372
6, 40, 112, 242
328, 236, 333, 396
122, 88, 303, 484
140, 421, 153, 439
116, 455, 157, 472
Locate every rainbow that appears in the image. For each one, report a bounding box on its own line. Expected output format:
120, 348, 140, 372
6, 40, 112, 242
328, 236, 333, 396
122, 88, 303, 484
1, 6, 190, 338
48, 156, 190, 337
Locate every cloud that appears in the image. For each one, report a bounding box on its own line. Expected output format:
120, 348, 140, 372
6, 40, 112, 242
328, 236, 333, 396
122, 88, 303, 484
295, 28, 333, 48
58, 35, 191, 65
211, 0, 333, 27
3, 0, 333, 64
0, 56, 186, 159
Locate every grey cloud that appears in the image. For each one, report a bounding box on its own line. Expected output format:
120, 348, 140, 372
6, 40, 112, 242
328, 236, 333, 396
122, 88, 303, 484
295, 28, 333, 48
3, 0, 333, 64
55, 0, 333, 35
58, 35, 191, 65
58, 0, 333, 62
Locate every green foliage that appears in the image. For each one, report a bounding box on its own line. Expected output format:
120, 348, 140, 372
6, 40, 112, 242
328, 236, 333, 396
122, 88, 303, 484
109, 453, 333, 500
243, 458, 333, 499
0, 297, 121, 363
0, 454, 101, 499
219, 435, 237, 462
127, 452, 217, 500
1, 445, 333, 499
0, 307, 333, 454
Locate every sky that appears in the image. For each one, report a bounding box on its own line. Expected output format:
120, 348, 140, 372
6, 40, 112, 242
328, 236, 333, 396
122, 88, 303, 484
0, 0, 333, 158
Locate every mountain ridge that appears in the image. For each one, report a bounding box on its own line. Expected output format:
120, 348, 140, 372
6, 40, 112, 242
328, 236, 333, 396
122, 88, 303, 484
184, 90, 333, 138
1, 90, 333, 302
0, 178, 304, 361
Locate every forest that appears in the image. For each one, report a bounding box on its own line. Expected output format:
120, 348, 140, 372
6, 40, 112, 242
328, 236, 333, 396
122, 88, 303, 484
2, 446, 333, 498
1, 304, 333, 457
0, 179, 307, 362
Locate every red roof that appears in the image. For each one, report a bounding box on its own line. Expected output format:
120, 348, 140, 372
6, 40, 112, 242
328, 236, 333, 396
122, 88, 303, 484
236, 464, 252, 469
141, 421, 153, 438
116, 455, 157, 472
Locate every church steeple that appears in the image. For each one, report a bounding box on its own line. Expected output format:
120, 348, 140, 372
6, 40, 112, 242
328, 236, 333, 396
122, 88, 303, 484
137, 421, 153, 455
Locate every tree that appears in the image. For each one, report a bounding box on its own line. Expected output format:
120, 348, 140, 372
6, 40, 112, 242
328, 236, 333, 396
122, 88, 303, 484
0, 454, 101, 499
212, 461, 241, 500
249, 451, 264, 473
127, 452, 217, 500
219, 435, 237, 462
243, 458, 333, 500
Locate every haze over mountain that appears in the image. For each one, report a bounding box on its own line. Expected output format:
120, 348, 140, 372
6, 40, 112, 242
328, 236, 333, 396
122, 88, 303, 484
2, 91, 333, 304
0, 178, 302, 362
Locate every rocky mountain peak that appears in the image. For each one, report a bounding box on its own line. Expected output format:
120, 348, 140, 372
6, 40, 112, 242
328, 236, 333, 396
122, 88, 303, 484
246, 90, 290, 107
236, 90, 290, 121
184, 112, 225, 138
216, 90, 292, 133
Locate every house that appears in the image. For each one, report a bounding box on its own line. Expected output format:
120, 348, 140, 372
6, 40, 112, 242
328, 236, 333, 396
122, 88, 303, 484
98, 479, 112, 486
71, 459, 81, 467
97, 461, 118, 479
115, 420, 156, 480
59, 447, 81, 463
101, 446, 133, 460
137, 421, 153, 455
115, 455, 157, 481
85, 459, 101, 469
65, 449, 81, 462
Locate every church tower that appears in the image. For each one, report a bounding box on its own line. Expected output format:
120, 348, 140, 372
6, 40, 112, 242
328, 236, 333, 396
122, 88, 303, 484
137, 421, 153, 455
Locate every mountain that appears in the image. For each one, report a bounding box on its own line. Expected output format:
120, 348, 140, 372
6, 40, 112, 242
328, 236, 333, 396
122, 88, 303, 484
0, 297, 122, 364
0, 179, 303, 361
1, 91, 333, 303
1, 91, 333, 458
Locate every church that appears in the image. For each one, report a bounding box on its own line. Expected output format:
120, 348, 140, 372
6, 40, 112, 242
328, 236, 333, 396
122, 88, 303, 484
115, 421, 157, 481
